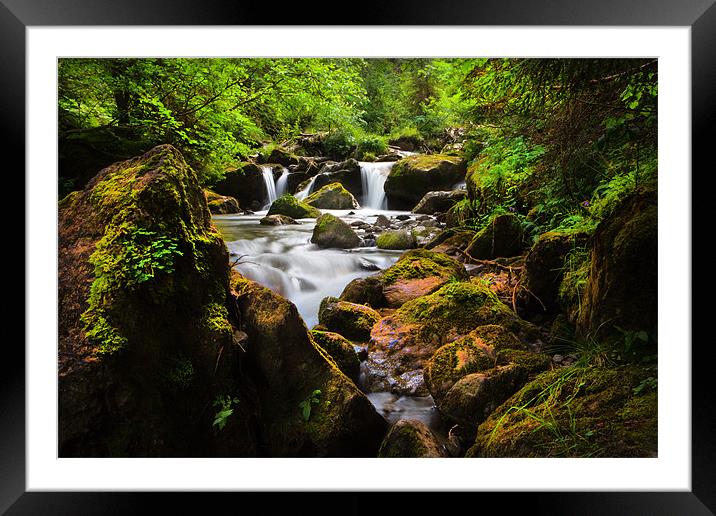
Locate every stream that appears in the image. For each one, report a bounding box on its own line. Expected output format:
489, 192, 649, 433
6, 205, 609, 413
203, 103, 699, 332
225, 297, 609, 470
212, 161, 449, 444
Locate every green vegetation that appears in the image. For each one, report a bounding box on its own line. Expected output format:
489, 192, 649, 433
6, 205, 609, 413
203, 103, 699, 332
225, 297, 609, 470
298, 389, 323, 422
212, 395, 240, 431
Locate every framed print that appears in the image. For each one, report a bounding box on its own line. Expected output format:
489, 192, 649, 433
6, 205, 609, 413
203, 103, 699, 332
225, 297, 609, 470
5, 0, 710, 513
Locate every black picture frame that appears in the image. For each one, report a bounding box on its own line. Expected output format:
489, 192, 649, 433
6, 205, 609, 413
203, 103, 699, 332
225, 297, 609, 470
5, 1, 709, 513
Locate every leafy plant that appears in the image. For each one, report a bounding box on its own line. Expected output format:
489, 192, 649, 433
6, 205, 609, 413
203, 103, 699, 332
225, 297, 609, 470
298, 389, 322, 422
212, 395, 240, 431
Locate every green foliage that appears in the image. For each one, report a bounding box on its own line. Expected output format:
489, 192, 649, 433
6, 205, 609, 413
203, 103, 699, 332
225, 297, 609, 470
323, 128, 357, 159
164, 355, 195, 390
298, 389, 322, 421
632, 376, 657, 395
355, 134, 388, 160
212, 395, 240, 431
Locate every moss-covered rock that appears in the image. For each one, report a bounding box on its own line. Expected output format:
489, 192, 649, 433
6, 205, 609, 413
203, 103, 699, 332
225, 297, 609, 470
267, 193, 321, 219
466, 214, 524, 259
339, 275, 386, 308
312, 159, 363, 199
318, 297, 381, 342
577, 189, 657, 344
259, 214, 299, 226
233, 277, 387, 457
58, 145, 255, 457
385, 154, 466, 209
412, 189, 466, 215
311, 213, 362, 249
310, 330, 362, 384
212, 162, 266, 208
424, 325, 527, 403
205, 189, 241, 214
467, 365, 658, 457
378, 419, 448, 458
364, 281, 537, 395
305, 183, 360, 210
257, 146, 300, 167
376, 230, 417, 250
517, 231, 589, 318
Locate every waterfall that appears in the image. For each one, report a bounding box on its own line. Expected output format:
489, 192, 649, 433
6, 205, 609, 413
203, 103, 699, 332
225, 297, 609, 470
261, 166, 278, 209
275, 168, 289, 197
359, 161, 394, 210
294, 175, 319, 201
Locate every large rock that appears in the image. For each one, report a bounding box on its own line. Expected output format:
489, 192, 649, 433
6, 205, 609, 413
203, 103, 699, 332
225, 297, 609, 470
311, 213, 361, 249
340, 249, 467, 309
310, 330, 362, 385
378, 420, 448, 458
305, 183, 360, 210
58, 145, 253, 457
466, 214, 524, 259
467, 366, 658, 457
233, 277, 388, 456
312, 159, 363, 199
318, 297, 381, 342
384, 154, 466, 209
376, 229, 416, 250
259, 214, 299, 226
577, 190, 657, 344
517, 231, 589, 318
267, 194, 321, 219
412, 189, 466, 215
257, 147, 300, 167
205, 189, 241, 214
423, 325, 527, 404
213, 162, 266, 208
364, 281, 538, 395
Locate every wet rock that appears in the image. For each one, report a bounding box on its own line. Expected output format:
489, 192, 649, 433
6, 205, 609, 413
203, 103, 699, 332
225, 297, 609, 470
205, 189, 241, 214
396, 214, 411, 221
213, 162, 266, 208
234, 277, 388, 457
413, 190, 466, 215
312, 158, 363, 199
385, 154, 466, 209
376, 229, 416, 250
305, 183, 360, 210
466, 214, 524, 259
375, 214, 391, 228
378, 419, 448, 458
310, 330, 362, 384
311, 213, 362, 249
259, 214, 300, 226
257, 146, 300, 167
267, 193, 321, 219
318, 297, 381, 342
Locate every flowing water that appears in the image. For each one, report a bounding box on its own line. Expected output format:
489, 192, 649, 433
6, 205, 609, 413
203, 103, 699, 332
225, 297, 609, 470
275, 168, 289, 198
260, 165, 278, 209
359, 161, 394, 210
294, 175, 318, 201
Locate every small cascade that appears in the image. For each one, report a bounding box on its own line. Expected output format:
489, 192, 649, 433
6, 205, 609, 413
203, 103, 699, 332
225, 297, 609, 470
359, 161, 394, 210
294, 175, 319, 201
275, 168, 289, 198
261, 166, 278, 208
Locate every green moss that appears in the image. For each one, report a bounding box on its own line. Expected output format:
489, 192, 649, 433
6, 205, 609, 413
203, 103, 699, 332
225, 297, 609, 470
267, 193, 321, 219
310, 330, 361, 383
391, 154, 463, 176
304, 183, 357, 209
558, 247, 590, 318
381, 249, 465, 285
466, 213, 524, 259
376, 230, 416, 250
203, 302, 233, 338
496, 349, 552, 375
318, 298, 380, 341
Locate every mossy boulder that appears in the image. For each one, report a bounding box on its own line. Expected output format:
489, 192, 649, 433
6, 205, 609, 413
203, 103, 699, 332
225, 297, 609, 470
517, 231, 590, 318
467, 366, 658, 457
267, 193, 321, 219
384, 154, 467, 209
213, 162, 266, 208
311, 213, 362, 249
424, 325, 527, 403
466, 214, 524, 259
577, 189, 658, 344
205, 189, 241, 214
412, 189, 466, 215
257, 146, 300, 167
312, 159, 363, 199
364, 281, 538, 395
318, 297, 381, 342
339, 249, 466, 309
233, 277, 388, 457
305, 183, 360, 210
58, 145, 254, 457
376, 230, 417, 250
310, 330, 362, 385
259, 214, 299, 226
378, 419, 448, 458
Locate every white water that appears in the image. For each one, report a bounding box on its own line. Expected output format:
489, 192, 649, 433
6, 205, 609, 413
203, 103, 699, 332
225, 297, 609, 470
294, 175, 319, 201
359, 161, 394, 210
275, 168, 289, 198
213, 209, 406, 327
261, 166, 278, 209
